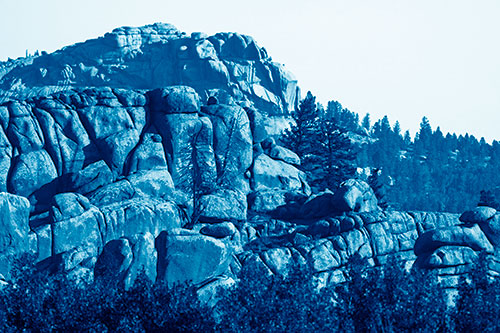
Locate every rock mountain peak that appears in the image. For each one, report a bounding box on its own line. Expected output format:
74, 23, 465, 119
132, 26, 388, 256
0, 23, 497, 299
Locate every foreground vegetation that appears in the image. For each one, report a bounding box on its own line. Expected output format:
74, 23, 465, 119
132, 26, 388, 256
0, 255, 499, 332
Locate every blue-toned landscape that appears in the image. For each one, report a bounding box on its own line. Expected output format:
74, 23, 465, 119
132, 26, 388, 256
0, 19, 499, 331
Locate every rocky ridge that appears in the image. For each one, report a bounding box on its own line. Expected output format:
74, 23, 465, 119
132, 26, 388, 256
0, 24, 497, 299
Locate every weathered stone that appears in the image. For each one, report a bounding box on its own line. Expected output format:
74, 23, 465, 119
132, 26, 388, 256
307, 241, 340, 272
6, 101, 44, 153
100, 198, 182, 243
154, 112, 200, 194
124, 232, 157, 287
268, 145, 300, 166
51, 206, 104, 255
126, 133, 167, 174
478, 213, 500, 246
8, 150, 57, 198
418, 246, 478, 268
95, 232, 157, 289
66, 160, 114, 195
197, 275, 235, 306
248, 190, 306, 213
94, 238, 133, 281
198, 189, 247, 222
261, 247, 293, 275
127, 167, 174, 199
50, 192, 91, 223
148, 86, 201, 114
33, 224, 51, 262
195, 117, 217, 193
156, 231, 232, 285
88, 180, 135, 207
251, 153, 310, 194
331, 179, 378, 213
200, 222, 237, 239
459, 206, 497, 224
414, 224, 494, 256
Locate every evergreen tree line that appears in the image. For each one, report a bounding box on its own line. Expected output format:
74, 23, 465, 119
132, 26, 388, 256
1, 253, 499, 331
283, 91, 500, 213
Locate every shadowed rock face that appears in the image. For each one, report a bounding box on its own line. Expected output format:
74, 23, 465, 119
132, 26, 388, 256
0, 23, 495, 296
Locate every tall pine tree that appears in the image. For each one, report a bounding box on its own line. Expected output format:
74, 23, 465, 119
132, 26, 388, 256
282, 91, 318, 161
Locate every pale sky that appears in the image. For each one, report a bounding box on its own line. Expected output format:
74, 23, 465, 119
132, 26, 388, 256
1, 0, 499, 141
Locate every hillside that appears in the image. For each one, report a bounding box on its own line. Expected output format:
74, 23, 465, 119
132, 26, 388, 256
0, 23, 498, 306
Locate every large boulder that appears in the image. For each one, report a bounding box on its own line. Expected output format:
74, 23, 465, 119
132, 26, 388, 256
153, 112, 202, 194
126, 133, 167, 174
156, 230, 232, 285
99, 198, 182, 243
414, 224, 494, 256
459, 206, 497, 225
95, 232, 157, 289
148, 86, 201, 114
126, 167, 175, 199
64, 160, 114, 195
251, 153, 309, 194
198, 189, 247, 223
331, 179, 378, 213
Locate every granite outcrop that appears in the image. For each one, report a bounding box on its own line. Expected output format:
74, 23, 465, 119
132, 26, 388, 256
0, 23, 496, 297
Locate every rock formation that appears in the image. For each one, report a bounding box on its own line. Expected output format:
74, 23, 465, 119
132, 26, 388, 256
0, 23, 496, 297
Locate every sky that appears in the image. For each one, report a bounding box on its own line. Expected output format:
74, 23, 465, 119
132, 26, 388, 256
1, 0, 499, 141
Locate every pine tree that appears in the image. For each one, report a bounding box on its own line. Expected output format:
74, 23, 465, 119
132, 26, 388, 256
282, 93, 358, 191
282, 91, 318, 160
313, 120, 357, 190
362, 113, 371, 132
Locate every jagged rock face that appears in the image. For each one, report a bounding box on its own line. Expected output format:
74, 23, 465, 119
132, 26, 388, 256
0, 23, 496, 296
0, 82, 310, 290
0, 23, 299, 121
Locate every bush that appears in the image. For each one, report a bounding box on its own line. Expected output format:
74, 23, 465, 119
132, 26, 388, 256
5, 253, 500, 331
0, 255, 215, 331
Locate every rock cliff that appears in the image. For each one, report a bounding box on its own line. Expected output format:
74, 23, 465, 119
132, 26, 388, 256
0, 23, 497, 295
